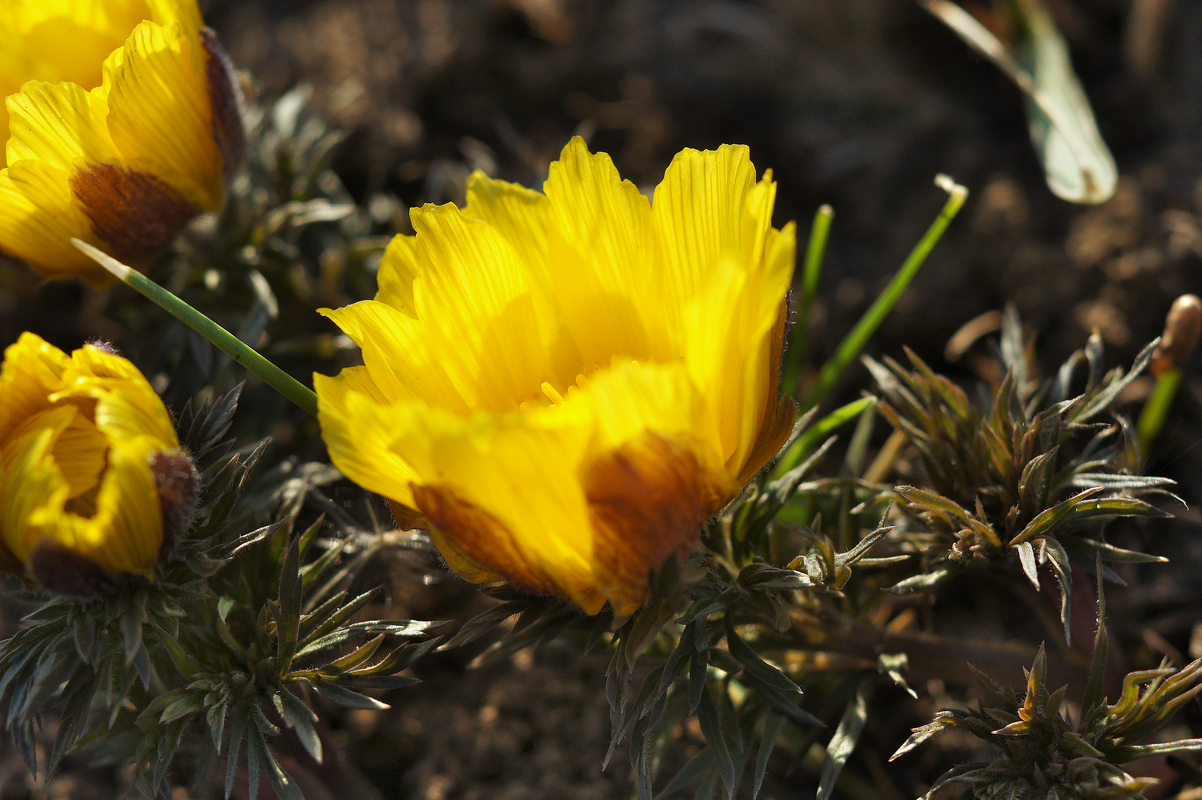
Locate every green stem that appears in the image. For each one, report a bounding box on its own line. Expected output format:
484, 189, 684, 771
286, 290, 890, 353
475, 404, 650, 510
801, 176, 968, 412
772, 396, 875, 479
1136, 368, 1181, 457
73, 239, 320, 418
783, 204, 834, 396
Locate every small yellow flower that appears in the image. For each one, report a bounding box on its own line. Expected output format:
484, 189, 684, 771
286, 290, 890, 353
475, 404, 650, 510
316, 138, 796, 615
0, 0, 245, 285
0, 333, 190, 595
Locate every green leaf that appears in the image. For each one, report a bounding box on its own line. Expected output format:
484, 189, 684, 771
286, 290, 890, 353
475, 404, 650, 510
697, 687, 736, 797
920, 0, 1115, 204
725, 623, 801, 697
1016, 540, 1040, 589
751, 711, 788, 800
817, 681, 872, 800
310, 681, 389, 710
1009, 488, 1104, 546
276, 688, 322, 763
249, 727, 305, 800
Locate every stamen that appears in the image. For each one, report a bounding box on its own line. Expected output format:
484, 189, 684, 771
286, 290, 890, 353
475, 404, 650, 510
540, 381, 565, 405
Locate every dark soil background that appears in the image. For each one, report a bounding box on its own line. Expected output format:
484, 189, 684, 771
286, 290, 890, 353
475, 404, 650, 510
5, 1, 1202, 798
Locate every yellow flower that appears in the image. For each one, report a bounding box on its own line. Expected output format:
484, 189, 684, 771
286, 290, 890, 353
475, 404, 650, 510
0, 332, 192, 596
0, 0, 245, 285
316, 138, 797, 615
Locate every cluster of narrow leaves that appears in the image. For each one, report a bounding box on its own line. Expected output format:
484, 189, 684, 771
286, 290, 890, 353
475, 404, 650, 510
0, 387, 441, 799
130, 511, 439, 800
893, 570, 1202, 799
871, 310, 1173, 635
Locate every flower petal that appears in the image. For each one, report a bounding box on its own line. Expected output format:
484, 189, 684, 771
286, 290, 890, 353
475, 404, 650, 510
5, 79, 115, 167
375, 233, 419, 316
410, 202, 574, 410
463, 170, 549, 273
542, 137, 661, 365
652, 145, 758, 326
0, 160, 104, 279
103, 20, 223, 209
0, 331, 70, 440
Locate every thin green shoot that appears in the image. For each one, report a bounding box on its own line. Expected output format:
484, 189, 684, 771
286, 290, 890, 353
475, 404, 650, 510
1136, 368, 1181, 459
773, 395, 876, 479
72, 239, 320, 418
783, 204, 834, 396
801, 175, 968, 412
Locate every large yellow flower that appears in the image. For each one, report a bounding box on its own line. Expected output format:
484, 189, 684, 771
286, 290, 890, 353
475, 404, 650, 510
0, 333, 189, 595
316, 138, 797, 615
0, 0, 245, 285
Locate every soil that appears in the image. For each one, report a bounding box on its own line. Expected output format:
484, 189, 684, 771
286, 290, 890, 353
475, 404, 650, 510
4, 1, 1202, 798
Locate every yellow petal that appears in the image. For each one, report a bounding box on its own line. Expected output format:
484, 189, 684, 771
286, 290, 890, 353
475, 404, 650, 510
0, 332, 71, 440
463, 170, 550, 272
682, 222, 796, 473
375, 234, 420, 317
320, 300, 470, 413
32, 438, 162, 576
542, 137, 661, 365
651, 145, 758, 320
103, 19, 222, 209
0, 406, 74, 564
49, 406, 108, 499
314, 370, 424, 509
5, 80, 115, 167
0, 158, 108, 281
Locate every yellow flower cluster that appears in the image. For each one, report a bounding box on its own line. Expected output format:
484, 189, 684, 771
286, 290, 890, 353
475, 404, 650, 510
0, 5, 798, 617
0, 0, 244, 285
0, 333, 189, 595
316, 138, 796, 615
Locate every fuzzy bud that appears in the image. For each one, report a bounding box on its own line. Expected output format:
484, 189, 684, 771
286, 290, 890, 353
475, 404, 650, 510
151, 452, 201, 559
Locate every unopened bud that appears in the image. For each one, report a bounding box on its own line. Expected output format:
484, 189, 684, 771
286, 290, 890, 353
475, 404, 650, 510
151, 452, 201, 558
1151, 294, 1202, 377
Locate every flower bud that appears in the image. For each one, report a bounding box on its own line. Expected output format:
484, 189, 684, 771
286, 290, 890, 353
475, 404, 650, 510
1151, 294, 1202, 377
0, 333, 190, 597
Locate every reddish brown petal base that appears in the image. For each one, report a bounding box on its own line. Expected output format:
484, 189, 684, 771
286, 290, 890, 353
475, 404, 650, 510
70, 163, 199, 267
412, 484, 564, 599
737, 299, 797, 485
200, 27, 248, 183
30, 540, 117, 598
585, 432, 719, 613
152, 451, 200, 559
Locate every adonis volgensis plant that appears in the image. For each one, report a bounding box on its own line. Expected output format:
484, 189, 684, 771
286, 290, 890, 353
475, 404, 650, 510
0, 27, 1197, 796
